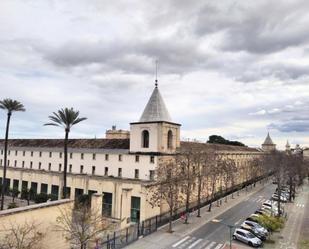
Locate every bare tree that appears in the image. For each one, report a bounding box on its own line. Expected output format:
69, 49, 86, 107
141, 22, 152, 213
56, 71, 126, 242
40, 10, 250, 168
208, 153, 223, 212
177, 146, 195, 224
0, 220, 45, 249
55, 203, 111, 249
147, 157, 184, 233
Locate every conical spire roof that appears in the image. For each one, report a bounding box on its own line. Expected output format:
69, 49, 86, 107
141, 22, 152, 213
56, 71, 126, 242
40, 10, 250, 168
139, 86, 172, 122
263, 132, 274, 145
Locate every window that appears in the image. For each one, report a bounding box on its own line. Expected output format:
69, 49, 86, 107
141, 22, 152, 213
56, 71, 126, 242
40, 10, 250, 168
92, 153, 96, 160
8, 150, 10, 155
59, 164, 62, 172
130, 196, 141, 223
31, 151, 33, 157
92, 166, 95, 175
30, 161, 33, 169
103, 192, 113, 217
15, 150, 18, 156
149, 170, 155, 180
167, 130, 173, 149
0, 159, 2, 166
69, 164, 72, 173
135, 155, 139, 162
134, 169, 139, 179
38, 162, 41, 170
23, 151, 25, 156
39, 151, 42, 157
118, 155, 122, 161
105, 154, 109, 161
49, 152, 52, 158
118, 168, 122, 177
59, 152, 62, 158
150, 156, 155, 163
22, 161, 25, 168
70, 153, 73, 159
80, 165, 84, 174
81, 153, 84, 160
104, 167, 108, 176
142, 130, 149, 148
1, 150, 3, 155
14, 160, 17, 167
48, 163, 51, 171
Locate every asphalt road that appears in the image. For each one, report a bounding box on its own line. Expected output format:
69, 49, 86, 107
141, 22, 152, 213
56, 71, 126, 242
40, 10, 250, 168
165, 184, 276, 249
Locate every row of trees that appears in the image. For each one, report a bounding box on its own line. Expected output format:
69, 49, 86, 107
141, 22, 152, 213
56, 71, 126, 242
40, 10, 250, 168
0, 98, 87, 210
147, 145, 268, 232
266, 150, 308, 217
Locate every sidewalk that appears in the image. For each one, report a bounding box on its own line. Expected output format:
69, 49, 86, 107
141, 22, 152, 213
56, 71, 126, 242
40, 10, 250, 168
263, 179, 309, 249
125, 181, 271, 249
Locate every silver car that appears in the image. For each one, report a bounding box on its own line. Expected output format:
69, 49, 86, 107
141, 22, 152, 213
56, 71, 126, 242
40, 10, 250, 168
233, 228, 262, 247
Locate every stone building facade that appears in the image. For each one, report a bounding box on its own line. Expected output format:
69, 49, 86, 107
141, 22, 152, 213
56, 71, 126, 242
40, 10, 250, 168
0, 84, 267, 228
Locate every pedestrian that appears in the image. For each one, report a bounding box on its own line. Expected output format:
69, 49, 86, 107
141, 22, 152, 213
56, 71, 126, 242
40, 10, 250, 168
94, 240, 99, 249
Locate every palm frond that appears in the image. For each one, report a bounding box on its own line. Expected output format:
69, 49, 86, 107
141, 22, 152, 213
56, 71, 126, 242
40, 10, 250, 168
45, 107, 87, 131
0, 98, 25, 112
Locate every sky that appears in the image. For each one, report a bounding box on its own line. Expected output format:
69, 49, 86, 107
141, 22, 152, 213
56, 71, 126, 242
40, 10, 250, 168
0, 0, 309, 149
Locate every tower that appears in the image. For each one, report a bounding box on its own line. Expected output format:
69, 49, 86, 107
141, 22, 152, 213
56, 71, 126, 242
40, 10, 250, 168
129, 84, 181, 154
262, 132, 276, 151
285, 140, 291, 151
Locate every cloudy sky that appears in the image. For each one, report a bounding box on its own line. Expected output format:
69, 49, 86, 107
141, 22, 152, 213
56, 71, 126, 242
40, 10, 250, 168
1, 0, 309, 149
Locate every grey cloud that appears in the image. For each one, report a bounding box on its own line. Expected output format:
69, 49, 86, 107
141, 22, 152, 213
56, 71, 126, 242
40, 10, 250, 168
195, 1, 309, 54
269, 119, 309, 132
39, 37, 210, 75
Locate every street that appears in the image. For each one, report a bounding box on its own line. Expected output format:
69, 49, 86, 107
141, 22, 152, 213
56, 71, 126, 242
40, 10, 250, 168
164, 184, 276, 249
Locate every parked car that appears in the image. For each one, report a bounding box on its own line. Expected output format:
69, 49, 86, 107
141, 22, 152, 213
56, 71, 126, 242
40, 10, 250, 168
261, 205, 279, 216
255, 209, 271, 216
233, 228, 263, 247
272, 194, 287, 202
241, 224, 267, 241
242, 220, 268, 235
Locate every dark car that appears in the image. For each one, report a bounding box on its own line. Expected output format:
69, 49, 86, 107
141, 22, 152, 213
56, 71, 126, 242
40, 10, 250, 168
241, 224, 267, 241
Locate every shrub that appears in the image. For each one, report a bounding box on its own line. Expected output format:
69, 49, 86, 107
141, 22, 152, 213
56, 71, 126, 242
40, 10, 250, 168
34, 193, 49, 203
256, 214, 284, 233
7, 202, 18, 209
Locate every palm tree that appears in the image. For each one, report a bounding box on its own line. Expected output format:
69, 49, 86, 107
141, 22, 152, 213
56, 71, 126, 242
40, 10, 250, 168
45, 108, 86, 199
0, 99, 25, 210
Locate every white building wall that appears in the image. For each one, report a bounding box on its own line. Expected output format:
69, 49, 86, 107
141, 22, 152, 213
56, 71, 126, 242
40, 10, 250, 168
0, 147, 157, 181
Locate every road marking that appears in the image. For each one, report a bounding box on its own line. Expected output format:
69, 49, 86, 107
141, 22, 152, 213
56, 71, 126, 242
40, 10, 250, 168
235, 218, 242, 225
196, 240, 209, 249
256, 198, 262, 202
172, 236, 190, 247
213, 244, 224, 249
188, 239, 203, 249
205, 241, 216, 249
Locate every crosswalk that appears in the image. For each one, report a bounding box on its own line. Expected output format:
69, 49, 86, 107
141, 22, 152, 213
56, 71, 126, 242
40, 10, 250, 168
171, 236, 224, 249
251, 197, 268, 203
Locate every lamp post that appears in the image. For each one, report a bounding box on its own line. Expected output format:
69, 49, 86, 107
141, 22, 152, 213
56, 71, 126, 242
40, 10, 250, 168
212, 219, 237, 249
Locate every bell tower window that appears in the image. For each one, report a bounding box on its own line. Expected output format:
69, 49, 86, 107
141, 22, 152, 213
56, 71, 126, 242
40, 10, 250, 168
167, 130, 173, 149
142, 130, 149, 148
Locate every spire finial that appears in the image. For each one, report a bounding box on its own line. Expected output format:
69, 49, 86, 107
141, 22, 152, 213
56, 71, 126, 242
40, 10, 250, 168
155, 60, 158, 88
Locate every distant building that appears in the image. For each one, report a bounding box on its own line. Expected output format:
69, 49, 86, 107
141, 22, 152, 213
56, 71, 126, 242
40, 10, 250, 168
261, 132, 276, 152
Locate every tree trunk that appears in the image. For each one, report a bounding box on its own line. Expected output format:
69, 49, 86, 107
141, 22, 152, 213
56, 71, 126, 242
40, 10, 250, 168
62, 129, 69, 199
197, 174, 201, 217
168, 193, 173, 233
1, 112, 11, 210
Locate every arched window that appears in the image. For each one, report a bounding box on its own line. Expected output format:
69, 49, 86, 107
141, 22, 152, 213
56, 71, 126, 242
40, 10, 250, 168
142, 130, 149, 148
167, 130, 173, 149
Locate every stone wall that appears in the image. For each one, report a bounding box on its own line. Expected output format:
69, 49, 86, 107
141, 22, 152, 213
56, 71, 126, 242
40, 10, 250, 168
0, 199, 74, 249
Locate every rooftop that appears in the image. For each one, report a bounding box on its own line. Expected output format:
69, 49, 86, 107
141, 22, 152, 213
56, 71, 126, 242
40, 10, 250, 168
139, 86, 172, 123
0, 139, 259, 152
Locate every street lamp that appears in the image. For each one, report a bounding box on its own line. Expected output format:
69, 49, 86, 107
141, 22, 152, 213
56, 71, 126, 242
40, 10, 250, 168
212, 219, 237, 249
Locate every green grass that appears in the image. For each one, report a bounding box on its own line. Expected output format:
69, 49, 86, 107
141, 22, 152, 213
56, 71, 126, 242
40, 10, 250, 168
298, 239, 309, 249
